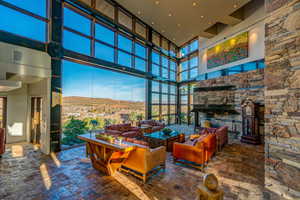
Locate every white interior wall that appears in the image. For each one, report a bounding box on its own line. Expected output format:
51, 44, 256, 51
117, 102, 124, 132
0, 42, 51, 78
0, 42, 51, 154
2, 85, 29, 144
198, 0, 266, 74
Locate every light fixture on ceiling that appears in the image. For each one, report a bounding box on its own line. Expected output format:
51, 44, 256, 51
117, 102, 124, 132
192, 2, 197, 6
177, 24, 181, 27
201, 15, 204, 18
162, 30, 165, 33
155, 1, 159, 5
168, 13, 172, 17
233, 4, 237, 8
151, 22, 155, 25
137, 11, 141, 15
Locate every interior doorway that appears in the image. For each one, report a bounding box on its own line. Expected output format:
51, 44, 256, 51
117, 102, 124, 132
0, 97, 7, 129
30, 97, 42, 144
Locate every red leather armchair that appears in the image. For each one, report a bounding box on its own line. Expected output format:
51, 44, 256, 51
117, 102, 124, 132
0, 128, 5, 156
137, 120, 165, 133
173, 134, 216, 170
200, 126, 228, 151
105, 123, 142, 138
215, 126, 228, 151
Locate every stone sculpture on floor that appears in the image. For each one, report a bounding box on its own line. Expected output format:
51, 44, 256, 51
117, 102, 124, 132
196, 173, 224, 200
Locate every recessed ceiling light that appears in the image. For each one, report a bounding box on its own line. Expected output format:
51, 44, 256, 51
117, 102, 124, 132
192, 2, 197, 6
177, 23, 181, 27
151, 22, 155, 25
155, 1, 159, 5
201, 15, 204, 18
162, 30, 165, 33
234, 4, 237, 8
168, 13, 172, 17
137, 11, 141, 15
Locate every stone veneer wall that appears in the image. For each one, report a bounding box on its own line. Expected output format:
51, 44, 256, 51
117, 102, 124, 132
265, 0, 300, 199
194, 69, 264, 140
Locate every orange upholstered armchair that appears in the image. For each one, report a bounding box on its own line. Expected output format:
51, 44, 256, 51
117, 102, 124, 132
173, 134, 216, 170
121, 145, 166, 182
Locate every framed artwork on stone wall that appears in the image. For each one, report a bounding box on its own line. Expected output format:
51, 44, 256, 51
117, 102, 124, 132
207, 32, 249, 69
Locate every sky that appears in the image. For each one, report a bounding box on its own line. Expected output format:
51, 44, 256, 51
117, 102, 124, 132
62, 61, 146, 102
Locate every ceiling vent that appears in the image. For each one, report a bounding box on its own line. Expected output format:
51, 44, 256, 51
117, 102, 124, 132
13, 50, 22, 63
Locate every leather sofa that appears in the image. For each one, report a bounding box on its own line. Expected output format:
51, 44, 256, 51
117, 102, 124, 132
0, 128, 5, 156
120, 145, 166, 182
105, 123, 142, 138
173, 134, 216, 170
137, 120, 165, 133
200, 126, 228, 151
124, 137, 149, 147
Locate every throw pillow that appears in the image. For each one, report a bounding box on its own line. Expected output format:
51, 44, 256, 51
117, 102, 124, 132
190, 134, 200, 141
193, 134, 208, 147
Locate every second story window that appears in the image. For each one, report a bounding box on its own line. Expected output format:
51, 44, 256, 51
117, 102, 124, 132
179, 39, 199, 82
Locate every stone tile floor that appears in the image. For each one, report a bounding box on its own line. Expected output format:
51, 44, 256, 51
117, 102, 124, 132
0, 141, 265, 200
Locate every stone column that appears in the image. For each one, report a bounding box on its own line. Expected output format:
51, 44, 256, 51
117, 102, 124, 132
265, 0, 300, 199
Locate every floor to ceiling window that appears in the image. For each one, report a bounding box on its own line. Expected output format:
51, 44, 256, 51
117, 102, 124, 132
61, 60, 146, 148
151, 81, 177, 125
178, 39, 199, 124
151, 31, 178, 82
0, 0, 48, 42
63, 3, 149, 71
179, 39, 199, 81
179, 84, 196, 125
179, 85, 188, 124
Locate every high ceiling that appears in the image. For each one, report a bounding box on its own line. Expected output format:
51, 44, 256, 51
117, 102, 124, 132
115, 0, 252, 46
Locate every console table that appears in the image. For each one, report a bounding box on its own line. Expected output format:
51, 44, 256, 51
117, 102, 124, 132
78, 134, 136, 175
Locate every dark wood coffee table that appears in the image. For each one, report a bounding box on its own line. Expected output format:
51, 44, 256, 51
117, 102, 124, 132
143, 131, 184, 152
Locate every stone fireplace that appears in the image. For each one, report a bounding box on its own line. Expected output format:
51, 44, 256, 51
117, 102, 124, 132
193, 69, 265, 141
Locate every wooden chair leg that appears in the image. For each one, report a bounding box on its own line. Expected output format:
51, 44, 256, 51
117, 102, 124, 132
142, 174, 147, 183
86, 144, 89, 158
